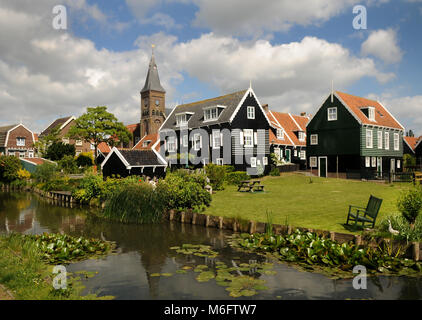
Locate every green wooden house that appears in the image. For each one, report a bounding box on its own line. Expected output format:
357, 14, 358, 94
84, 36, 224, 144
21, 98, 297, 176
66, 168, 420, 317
306, 91, 405, 178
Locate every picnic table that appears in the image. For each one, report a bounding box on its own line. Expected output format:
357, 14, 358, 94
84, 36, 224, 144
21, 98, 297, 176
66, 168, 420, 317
237, 180, 265, 192
414, 172, 422, 186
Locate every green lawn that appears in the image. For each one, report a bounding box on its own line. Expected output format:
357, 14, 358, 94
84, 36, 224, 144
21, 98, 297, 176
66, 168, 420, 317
205, 173, 412, 234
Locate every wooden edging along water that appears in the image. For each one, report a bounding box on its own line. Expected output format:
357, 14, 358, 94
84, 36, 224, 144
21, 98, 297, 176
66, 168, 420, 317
165, 209, 422, 262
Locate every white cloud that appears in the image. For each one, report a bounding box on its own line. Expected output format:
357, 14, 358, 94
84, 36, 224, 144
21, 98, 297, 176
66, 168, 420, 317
361, 29, 404, 64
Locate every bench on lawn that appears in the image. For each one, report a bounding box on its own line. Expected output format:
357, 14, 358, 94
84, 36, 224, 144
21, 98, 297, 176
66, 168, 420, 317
346, 195, 383, 229
414, 172, 422, 186
237, 180, 265, 192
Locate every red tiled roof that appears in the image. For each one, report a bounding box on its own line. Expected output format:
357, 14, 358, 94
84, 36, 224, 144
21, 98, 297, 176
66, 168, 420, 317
34, 133, 39, 142
132, 133, 159, 151
404, 136, 418, 151
267, 111, 309, 147
22, 158, 50, 165
336, 91, 404, 130
98, 142, 111, 154
126, 123, 140, 133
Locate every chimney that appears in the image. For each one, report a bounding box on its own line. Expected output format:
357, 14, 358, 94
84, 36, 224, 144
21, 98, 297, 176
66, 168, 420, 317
262, 104, 269, 112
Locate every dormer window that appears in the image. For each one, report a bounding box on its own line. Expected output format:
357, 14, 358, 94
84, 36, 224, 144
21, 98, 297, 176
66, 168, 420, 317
276, 129, 284, 139
203, 105, 226, 122
143, 140, 151, 147
361, 106, 376, 121
175, 112, 193, 127
298, 131, 305, 142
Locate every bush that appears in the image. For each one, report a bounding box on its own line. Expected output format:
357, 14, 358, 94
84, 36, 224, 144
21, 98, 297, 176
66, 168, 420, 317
0, 155, 22, 183
17, 168, 31, 180
225, 171, 249, 185
58, 155, 78, 174
76, 153, 94, 167
156, 172, 211, 211
32, 162, 58, 184
103, 182, 164, 224
397, 188, 422, 226
72, 173, 104, 203
269, 167, 280, 176
403, 154, 416, 171
46, 142, 76, 161
205, 163, 228, 190
378, 214, 422, 242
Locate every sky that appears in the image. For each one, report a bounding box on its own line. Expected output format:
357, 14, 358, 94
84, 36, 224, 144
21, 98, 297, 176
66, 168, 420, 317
0, 0, 421, 135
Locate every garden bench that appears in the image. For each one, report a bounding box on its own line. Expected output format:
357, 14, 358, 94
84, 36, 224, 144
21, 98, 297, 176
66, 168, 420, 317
237, 180, 264, 192
346, 195, 383, 229
414, 172, 422, 186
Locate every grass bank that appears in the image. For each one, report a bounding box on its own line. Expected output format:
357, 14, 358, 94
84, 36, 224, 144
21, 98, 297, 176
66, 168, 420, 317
204, 173, 411, 234
0, 234, 113, 300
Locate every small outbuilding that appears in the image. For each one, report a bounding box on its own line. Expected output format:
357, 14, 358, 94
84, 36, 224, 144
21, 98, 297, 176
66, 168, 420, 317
20, 158, 56, 174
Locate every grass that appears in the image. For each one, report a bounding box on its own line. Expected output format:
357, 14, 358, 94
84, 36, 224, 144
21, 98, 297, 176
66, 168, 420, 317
0, 234, 113, 300
205, 173, 412, 234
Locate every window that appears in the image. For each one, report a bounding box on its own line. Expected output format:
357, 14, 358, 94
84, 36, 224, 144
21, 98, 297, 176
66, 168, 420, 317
183, 135, 188, 147
274, 148, 281, 160
294, 150, 297, 157
243, 129, 253, 147
19, 152, 25, 158
368, 107, 375, 121
28, 151, 34, 158
310, 134, 318, 145
298, 132, 305, 142
276, 129, 284, 139
263, 157, 268, 166
76, 140, 83, 146
328, 107, 337, 121
16, 138, 25, 146
300, 151, 306, 160
250, 157, 257, 168
91, 144, 95, 150
212, 131, 221, 149
366, 129, 373, 148
167, 136, 176, 152
365, 157, 370, 168
397, 160, 401, 169
204, 108, 218, 121
310, 157, 317, 168
247, 106, 255, 119
216, 158, 224, 166
372, 157, 376, 168
62, 138, 69, 144
176, 114, 188, 126
193, 134, 202, 151
377, 131, 383, 149
143, 140, 151, 148
394, 133, 400, 151
384, 132, 390, 150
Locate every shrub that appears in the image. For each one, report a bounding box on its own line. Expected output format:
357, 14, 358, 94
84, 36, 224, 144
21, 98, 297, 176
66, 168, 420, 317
205, 163, 227, 190
17, 168, 31, 180
156, 172, 211, 211
103, 182, 164, 224
397, 188, 422, 226
46, 142, 76, 161
72, 173, 104, 203
403, 154, 416, 171
225, 171, 249, 185
269, 167, 280, 176
0, 155, 22, 183
58, 155, 78, 174
378, 214, 422, 242
32, 162, 58, 184
76, 152, 94, 167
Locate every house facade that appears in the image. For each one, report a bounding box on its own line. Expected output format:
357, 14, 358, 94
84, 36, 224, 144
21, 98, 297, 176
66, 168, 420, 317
39, 116, 94, 156
160, 88, 271, 174
0, 124, 36, 158
306, 91, 405, 178
266, 109, 309, 169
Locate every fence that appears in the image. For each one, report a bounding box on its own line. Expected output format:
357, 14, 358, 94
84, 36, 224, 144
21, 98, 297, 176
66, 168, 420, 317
345, 170, 414, 183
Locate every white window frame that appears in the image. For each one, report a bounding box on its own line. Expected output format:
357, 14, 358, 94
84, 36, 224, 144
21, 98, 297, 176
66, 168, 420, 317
298, 131, 305, 142
183, 135, 188, 148
300, 150, 306, 160
90, 144, 95, 150
377, 131, 383, 149
327, 107, 337, 121
247, 106, 255, 120
62, 138, 69, 145
204, 108, 218, 122
167, 136, 177, 152
193, 133, 202, 151
212, 130, 221, 149
385, 132, 390, 150
276, 129, 284, 139
216, 158, 224, 166
28, 151, 34, 158
397, 159, 401, 169
274, 148, 281, 160
371, 157, 376, 168
368, 107, 375, 121
310, 134, 318, 145
176, 114, 188, 126
294, 150, 297, 157
243, 129, 254, 148
76, 140, 83, 146
366, 129, 373, 149
394, 133, 400, 151
310, 157, 317, 168
250, 157, 257, 168
263, 157, 268, 166
365, 156, 371, 168
16, 137, 26, 147
19, 151, 25, 158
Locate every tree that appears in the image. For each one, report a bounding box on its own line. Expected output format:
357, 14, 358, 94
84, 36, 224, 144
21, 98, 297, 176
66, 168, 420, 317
34, 125, 61, 157
0, 155, 22, 183
58, 155, 78, 174
68, 106, 132, 162
76, 152, 94, 167
46, 142, 76, 161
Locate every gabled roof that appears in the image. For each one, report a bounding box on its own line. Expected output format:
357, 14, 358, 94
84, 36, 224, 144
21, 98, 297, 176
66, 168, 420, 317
0, 124, 18, 147
39, 116, 74, 138
162, 89, 265, 130
404, 136, 419, 152
267, 111, 309, 147
335, 92, 404, 130
133, 133, 159, 151
98, 142, 111, 154
414, 136, 422, 151
101, 147, 167, 170
141, 53, 165, 93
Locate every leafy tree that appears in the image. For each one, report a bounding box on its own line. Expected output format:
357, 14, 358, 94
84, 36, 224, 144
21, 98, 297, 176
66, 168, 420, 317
46, 142, 76, 161
76, 152, 94, 167
34, 125, 61, 157
68, 106, 132, 161
32, 162, 59, 184
0, 155, 22, 183
403, 154, 416, 171
58, 155, 78, 174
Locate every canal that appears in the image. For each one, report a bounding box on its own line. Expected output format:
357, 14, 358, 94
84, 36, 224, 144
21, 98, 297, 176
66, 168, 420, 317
0, 192, 421, 300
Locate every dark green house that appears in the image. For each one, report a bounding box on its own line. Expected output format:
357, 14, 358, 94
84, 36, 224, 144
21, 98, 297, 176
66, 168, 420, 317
306, 91, 405, 178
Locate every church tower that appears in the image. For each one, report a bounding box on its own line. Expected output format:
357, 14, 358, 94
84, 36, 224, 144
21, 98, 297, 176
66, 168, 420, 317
140, 46, 166, 138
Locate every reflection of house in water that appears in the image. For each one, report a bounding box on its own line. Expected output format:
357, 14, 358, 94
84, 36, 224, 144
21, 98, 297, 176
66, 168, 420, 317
5, 209, 35, 234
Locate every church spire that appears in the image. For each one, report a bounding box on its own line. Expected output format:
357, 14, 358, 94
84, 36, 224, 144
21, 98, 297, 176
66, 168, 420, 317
141, 45, 166, 94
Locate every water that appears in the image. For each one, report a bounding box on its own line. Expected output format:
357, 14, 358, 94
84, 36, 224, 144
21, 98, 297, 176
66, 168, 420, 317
1, 191, 421, 300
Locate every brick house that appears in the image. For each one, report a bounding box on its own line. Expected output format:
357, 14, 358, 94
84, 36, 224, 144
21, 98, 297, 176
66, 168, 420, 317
0, 124, 36, 158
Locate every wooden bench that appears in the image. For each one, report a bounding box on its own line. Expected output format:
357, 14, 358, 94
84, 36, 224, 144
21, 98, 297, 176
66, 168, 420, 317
414, 172, 422, 186
237, 180, 265, 192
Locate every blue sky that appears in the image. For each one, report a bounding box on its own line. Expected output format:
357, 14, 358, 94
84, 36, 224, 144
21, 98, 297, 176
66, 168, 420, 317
0, 0, 421, 135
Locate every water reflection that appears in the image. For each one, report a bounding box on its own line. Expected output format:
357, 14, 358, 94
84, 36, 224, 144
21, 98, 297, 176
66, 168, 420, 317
1, 192, 422, 300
